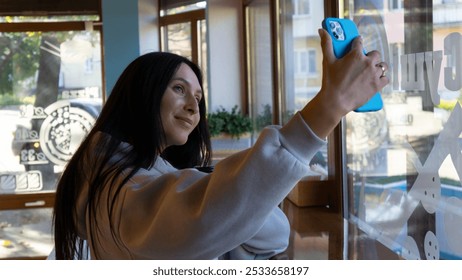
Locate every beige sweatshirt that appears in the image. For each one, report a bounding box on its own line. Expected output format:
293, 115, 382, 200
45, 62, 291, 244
73, 112, 326, 259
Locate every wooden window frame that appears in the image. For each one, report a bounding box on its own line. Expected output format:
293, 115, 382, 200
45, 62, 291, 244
0, 192, 55, 210
158, 2, 206, 65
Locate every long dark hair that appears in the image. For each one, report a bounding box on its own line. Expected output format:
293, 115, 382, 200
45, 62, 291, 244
52, 52, 211, 259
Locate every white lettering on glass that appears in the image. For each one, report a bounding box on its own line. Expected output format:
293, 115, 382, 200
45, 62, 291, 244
396, 32, 462, 106
444, 32, 462, 91
424, 51, 442, 105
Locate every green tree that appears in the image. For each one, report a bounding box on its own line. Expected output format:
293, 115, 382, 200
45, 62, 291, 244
0, 32, 41, 96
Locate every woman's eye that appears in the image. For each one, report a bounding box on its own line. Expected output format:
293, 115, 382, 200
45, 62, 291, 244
173, 85, 184, 94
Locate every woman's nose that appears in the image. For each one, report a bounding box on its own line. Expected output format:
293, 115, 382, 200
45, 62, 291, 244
185, 95, 199, 114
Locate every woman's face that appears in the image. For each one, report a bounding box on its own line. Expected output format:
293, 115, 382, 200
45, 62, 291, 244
160, 63, 202, 148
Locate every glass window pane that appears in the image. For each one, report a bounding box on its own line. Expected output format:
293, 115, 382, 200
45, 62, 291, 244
162, 23, 192, 61
0, 208, 53, 259
1, 28, 102, 259
344, 0, 462, 260
280, 0, 328, 179
0, 30, 102, 193
160, 1, 206, 16
246, 0, 274, 135
160, 18, 208, 104
199, 19, 209, 108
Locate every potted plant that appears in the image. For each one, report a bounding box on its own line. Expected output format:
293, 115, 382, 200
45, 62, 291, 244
207, 105, 252, 139
207, 105, 253, 159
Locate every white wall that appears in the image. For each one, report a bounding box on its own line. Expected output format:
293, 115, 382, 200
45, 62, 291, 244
207, 0, 245, 112
135, 0, 244, 112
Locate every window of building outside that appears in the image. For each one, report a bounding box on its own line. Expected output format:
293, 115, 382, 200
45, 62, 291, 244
0, 12, 103, 259
343, 0, 462, 260
159, 0, 208, 105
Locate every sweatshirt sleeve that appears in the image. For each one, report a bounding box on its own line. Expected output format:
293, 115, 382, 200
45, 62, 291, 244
91, 112, 326, 259
221, 206, 290, 260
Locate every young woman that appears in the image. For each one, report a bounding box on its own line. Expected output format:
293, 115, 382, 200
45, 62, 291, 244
52, 29, 389, 259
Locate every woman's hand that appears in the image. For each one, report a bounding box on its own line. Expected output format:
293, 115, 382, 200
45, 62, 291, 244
300, 28, 390, 139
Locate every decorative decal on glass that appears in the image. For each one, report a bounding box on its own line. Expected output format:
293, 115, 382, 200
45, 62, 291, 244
39, 100, 95, 166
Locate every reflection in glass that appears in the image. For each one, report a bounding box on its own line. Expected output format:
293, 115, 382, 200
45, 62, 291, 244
344, 0, 462, 260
